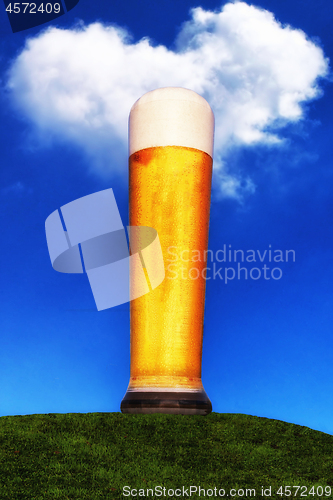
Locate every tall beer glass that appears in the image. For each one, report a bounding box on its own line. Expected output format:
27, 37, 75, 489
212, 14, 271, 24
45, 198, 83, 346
121, 87, 214, 415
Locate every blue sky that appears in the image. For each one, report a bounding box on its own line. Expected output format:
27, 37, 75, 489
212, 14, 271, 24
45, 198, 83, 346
1, 0, 333, 436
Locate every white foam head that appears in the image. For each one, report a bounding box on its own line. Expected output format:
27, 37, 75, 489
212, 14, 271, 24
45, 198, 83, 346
129, 87, 214, 157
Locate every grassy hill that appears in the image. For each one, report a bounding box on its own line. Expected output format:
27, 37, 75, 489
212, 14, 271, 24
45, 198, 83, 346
0, 412, 332, 499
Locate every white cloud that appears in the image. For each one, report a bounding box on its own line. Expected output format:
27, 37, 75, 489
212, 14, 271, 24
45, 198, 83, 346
213, 156, 256, 202
6, 1, 329, 200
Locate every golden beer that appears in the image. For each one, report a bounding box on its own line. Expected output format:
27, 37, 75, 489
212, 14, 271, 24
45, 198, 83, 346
121, 88, 214, 414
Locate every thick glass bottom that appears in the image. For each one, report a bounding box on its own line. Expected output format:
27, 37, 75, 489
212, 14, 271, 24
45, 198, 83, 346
120, 388, 212, 415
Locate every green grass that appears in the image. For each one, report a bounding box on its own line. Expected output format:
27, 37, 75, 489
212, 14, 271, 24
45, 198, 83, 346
0, 412, 332, 499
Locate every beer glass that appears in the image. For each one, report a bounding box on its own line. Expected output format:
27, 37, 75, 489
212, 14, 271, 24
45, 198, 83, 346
121, 87, 214, 415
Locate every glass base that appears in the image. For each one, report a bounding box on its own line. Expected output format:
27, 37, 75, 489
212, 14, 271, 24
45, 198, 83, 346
120, 388, 212, 415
